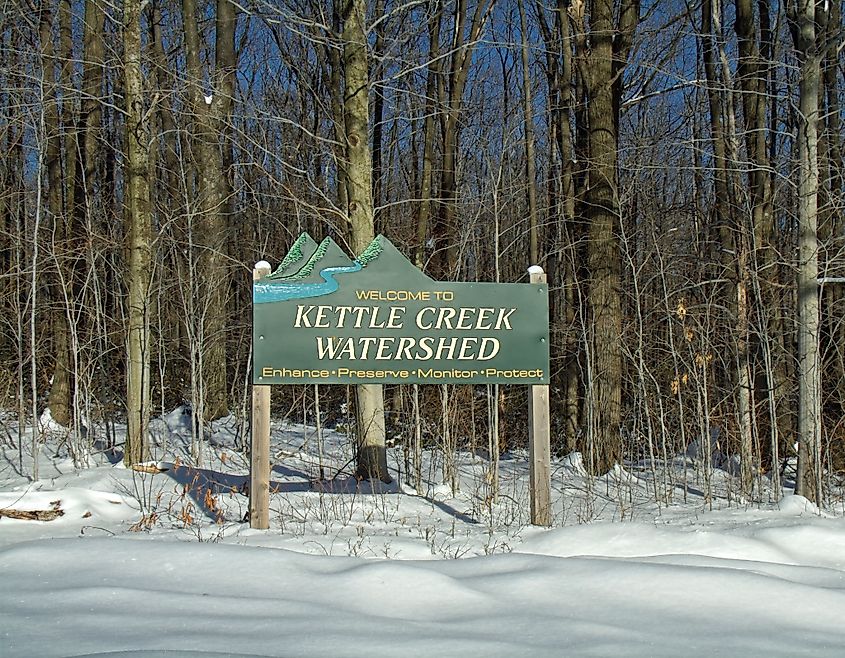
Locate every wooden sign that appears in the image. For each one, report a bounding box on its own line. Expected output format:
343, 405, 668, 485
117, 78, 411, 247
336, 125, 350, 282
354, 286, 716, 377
253, 234, 549, 385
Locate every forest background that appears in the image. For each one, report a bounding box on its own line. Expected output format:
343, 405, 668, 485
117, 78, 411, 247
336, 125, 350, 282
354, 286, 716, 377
0, 0, 843, 504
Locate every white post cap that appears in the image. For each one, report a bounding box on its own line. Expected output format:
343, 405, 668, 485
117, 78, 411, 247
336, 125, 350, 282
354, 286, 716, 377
254, 260, 272, 271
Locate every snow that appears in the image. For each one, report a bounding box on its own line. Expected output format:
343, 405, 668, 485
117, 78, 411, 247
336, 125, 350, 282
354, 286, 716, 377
2, 409, 845, 656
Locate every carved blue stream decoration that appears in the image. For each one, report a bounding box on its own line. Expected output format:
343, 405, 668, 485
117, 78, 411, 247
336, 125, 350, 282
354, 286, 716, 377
254, 262, 363, 304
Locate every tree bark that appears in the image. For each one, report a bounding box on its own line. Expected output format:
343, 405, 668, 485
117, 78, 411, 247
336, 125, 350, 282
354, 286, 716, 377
789, 0, 825, 503
40, 3, 74, 428
150, 0, 180, 201
371, 0, 387, 235
182, 0, 237, 422
414, 1, 442, 270
702, 0, 756, 491
342, 0, 390, 482
819, 0, 844, 466
735, 0, 778, 489
539, 0, 580, 453
571, 0, 639, 473
329, 0, 349, 236
124, 0, 152, 466
518, 0, 539, 265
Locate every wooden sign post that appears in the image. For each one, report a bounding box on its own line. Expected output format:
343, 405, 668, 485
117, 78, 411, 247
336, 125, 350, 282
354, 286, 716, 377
249, 235, 551, 529
250, 262, 272, 529
528, 266, 552, 526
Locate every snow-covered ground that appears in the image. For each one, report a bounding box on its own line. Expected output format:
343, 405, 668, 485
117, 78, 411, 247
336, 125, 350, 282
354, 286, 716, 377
2, 407, 845, 656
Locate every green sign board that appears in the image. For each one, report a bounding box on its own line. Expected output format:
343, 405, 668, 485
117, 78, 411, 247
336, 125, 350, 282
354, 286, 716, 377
252, 234, 549, 385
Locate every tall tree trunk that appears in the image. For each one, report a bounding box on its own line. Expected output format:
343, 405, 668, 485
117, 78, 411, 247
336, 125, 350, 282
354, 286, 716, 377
78, 0, 104, 206
584, 26, 622, 474
817, 3, 845, 471
150, 0, 180, 201
571, 0, 639, 473
414, 1, 442, 270
559, 1, 581, 455
819, 0, 844, 465
183, 0, 237, 422
789, 0, 826, 503
342, 0, 390, 482
329, 0, 349, 236
433, 0, 495, 278
735, 0, 773, 251
537, 0, 580, 452
124, 0, 152, 465
41, 2, 74, 428
702, 0, 755, 491
754, 0, 790, 473
735, 0, 777, 489
518, 0, 539, 264
371, 0, 387, 234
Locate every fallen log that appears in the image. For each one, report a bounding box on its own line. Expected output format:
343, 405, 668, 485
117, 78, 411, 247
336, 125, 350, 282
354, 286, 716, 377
0, 506, 64, 521
131, 461, 171, 474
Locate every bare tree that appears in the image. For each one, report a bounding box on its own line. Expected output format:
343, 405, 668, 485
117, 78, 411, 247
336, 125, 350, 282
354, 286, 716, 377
39, 1, 74, 429
788, 0, 827, 502
536, 0, 580, 453
432, 0, 496, 277
183, 0, 238, 423
124, 0, 153, 465
570, 0, 640, 473
518, 0, 539, 264
413, 0, 442, 270
342, 0, 390, 481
